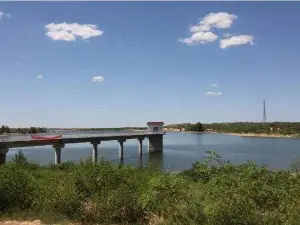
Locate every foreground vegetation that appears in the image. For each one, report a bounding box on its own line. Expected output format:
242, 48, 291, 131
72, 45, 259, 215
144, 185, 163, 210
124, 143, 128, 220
2, 151, 300, 224
165, 122, 300, 136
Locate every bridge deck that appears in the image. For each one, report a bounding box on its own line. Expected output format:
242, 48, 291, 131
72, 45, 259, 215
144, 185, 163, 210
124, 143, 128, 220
0, 131, 165, 148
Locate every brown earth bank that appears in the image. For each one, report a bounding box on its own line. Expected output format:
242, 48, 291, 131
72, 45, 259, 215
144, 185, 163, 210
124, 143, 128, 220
220, 132, 299, 138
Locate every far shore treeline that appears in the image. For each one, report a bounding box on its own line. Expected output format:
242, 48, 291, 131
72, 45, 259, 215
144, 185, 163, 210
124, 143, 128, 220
164, 122, 300, 135
2, 122, 300, 136
0, 126, 47, 134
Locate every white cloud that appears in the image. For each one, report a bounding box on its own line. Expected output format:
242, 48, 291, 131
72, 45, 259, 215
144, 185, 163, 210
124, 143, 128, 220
45, 23, 103, 42
210, 84, 218, 87
220, 35, 254, 49
92, 76, 104, 83
180, 12, 237, 46
205, 91, 222, 95
73, 89, 79, 92
179, 31, 218, 45
36, 75, 43, 79
0, 12, 11, 20
190, 12, 237, 33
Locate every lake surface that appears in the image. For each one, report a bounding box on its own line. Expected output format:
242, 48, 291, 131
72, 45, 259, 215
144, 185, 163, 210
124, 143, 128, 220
5, 132, 300, 172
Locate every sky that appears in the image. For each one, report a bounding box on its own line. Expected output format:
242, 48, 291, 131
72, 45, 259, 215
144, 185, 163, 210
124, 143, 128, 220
0, 2, 300, 128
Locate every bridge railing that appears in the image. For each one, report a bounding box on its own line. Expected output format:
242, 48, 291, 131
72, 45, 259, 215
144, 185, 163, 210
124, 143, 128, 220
0, 130, 165, 142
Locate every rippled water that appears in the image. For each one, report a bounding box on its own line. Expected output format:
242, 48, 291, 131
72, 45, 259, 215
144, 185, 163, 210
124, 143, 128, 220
5, 132, 300, 172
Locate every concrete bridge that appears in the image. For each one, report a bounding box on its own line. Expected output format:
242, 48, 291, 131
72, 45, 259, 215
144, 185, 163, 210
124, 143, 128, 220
0, 122, 165, 165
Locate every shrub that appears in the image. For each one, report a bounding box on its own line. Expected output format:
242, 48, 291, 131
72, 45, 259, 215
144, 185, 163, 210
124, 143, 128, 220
0, 165, 37, 212
11, 150, 28, 165
140, 173, 190, 223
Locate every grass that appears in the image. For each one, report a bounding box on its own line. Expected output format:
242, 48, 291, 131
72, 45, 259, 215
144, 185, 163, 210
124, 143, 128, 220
1, 150, 300, 224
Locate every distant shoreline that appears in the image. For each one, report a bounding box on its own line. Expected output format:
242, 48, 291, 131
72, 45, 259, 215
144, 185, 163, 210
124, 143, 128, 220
164, 129, 300, 139
223, 132, 300, 139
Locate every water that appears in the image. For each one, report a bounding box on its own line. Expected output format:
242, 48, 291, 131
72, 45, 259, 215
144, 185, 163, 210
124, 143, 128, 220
5, 132, 300, 172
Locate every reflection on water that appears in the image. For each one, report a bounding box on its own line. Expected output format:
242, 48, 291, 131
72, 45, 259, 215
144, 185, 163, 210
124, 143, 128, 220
5, 132, 300, 172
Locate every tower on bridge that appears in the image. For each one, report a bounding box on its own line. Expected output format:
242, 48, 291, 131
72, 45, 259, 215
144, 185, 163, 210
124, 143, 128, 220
147, 121, 164, 133
147, 121, 164, 152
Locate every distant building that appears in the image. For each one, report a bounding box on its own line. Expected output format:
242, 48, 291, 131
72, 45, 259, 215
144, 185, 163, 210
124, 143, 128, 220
147, 122, 164, 132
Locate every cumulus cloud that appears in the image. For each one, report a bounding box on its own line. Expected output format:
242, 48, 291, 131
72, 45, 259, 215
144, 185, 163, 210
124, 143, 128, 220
220, 35, 254, 49
179, 12, 237, 46
36, 75, 43, 79
190, 12, 237, 33
92, 76, 104, 83
45, 23, 103, 41
0, 12, 4, 19
179, 31, 218, 45
205, 91, 222, 95
210, 84, 218, 87
179, 12, 254, 49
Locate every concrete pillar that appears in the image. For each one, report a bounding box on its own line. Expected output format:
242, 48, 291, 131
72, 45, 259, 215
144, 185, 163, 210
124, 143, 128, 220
138, 137, 144, 156
118, 140, 126, 160
148, 135, 163, 153
0, 147, 9, 165
91, 140, 101, 163
52, 143, 65, 164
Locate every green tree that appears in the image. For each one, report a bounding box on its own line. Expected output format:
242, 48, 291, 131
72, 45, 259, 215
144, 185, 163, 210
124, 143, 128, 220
0, 125, 5, 134
194, 122, 204, 132
4, 126, 10, 134
29, 127, 38, 134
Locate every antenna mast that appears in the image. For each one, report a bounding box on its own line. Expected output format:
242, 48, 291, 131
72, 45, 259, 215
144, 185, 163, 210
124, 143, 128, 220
262, 100, 267, 123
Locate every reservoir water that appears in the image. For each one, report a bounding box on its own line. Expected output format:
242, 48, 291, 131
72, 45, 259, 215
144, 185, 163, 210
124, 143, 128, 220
5, 132, 300, 172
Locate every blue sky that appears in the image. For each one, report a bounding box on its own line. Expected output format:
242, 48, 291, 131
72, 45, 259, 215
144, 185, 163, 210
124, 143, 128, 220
0, 2, 300, 128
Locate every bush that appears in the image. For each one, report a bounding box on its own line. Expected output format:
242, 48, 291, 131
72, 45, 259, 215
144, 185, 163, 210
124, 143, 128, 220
0, 165, 37, 212
140, 173, 190, 223
11, 150, 28, 165
2, 152, 300, 224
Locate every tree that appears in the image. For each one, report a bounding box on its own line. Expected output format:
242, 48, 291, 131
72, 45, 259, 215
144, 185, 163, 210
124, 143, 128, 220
4, 126, 10, 134
0, 125, 5, 134
29, 127, 37, 134
194, 122, 204, 132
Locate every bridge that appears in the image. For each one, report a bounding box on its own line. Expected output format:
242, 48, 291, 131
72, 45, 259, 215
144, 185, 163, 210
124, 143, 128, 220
0, 122, 165, 165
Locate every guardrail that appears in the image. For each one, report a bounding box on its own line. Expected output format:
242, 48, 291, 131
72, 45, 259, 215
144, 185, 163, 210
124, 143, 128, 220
0, 130, 165, 142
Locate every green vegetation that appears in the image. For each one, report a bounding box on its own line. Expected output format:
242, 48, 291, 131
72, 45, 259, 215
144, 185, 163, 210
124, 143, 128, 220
2, 151, 300, 224
0, 125, 47, 134
166, 122, 300, 136
165, 122, 204, 132
185, 122, 204, 132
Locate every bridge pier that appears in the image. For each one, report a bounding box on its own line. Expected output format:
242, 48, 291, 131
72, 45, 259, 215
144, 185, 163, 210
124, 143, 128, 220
52, 143, 65, 164
148, 135, 163, 153
0, 147, 9, 165
138, 137, 144, 156
118, 140, 126, 160
91, 140, 101, 163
